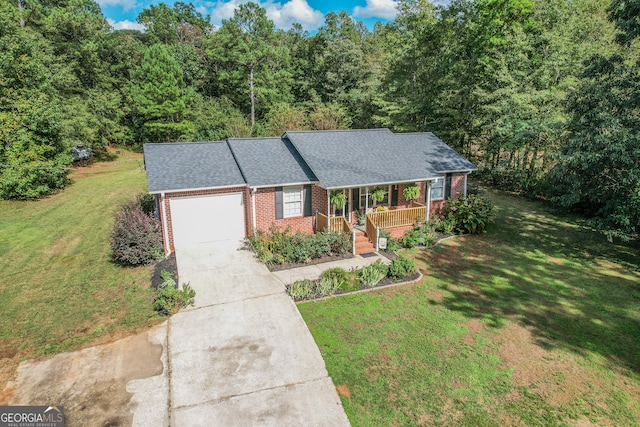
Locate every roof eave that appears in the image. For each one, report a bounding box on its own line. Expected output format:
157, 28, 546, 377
250, 181, 320, 189
148, 183, 247, 195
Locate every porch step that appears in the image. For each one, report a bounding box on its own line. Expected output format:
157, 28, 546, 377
355, 231, 376, 255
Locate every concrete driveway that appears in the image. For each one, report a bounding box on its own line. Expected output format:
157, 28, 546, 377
168, 241, 350, 426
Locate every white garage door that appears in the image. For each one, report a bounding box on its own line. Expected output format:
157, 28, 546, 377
170, 193, 245, 250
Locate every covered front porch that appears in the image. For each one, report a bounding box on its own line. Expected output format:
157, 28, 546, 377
316, 182, 433, 253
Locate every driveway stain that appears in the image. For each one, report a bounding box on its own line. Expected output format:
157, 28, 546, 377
1, 325, 164, 427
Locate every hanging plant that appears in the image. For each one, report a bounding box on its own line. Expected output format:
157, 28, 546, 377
370, 187, 386, 204
403, 184, 420, 203
330, 190, 347, 209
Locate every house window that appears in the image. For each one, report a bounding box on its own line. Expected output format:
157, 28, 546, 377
358, 186, 389, 209
431, 178, 444, 200
283, 186, 303, 217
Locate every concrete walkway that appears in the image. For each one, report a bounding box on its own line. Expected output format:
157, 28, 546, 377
272, 253, 391, 285
165, 241, 350, 426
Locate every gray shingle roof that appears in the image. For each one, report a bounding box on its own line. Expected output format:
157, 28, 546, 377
396, 132, 477, 174
284, 129, 476, 189
143, 130, 476, 193
227, 137, 317, 187
143, 142, 246, 193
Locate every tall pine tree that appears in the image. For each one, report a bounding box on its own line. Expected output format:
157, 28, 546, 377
131, 44, 193, 143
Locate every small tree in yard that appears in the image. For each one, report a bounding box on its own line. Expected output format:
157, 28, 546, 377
111, 197, 163, 265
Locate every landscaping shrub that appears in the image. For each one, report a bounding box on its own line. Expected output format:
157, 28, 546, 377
402, 229, 421, 248
287, 279, 316, 300
152, 271, 195, 315
379, 230, 401, 251
318, 268, 349, 296
359, 262, 386, 287
445, 194, 494, 234
111, 196, 163, 266
401, 223, 439, 248
249, 228, 351, 265
137, 193, 156, 215
388, 255, 417, 278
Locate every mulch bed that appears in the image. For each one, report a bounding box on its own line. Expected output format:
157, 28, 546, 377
151, 253, 178, 288
290, 271, 422, 302
266, 252, 355, 272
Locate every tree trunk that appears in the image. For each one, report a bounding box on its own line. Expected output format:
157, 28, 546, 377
18, 0, 25, 28
249, 63, 255, 129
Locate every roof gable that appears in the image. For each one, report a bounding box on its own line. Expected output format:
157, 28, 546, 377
227, 137, 317, 187
143, 142, 246, 193
284, 129, 475, 189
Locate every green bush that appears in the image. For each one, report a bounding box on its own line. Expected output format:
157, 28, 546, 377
359, 263, 386, 287
318, 268, 349, 296
317, 276, 342, 297
249, 229, 351, 265
445, 194, 494, 234
388, 255, 417, 278
152, 271, 195, 315
401, 223, 438, 248
379, 230, 401, 251
402, 229, 421, 248
287, 279, 316, 300
111, 196, 163, 266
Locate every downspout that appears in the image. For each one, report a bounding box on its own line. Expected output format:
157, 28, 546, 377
427, 182, 432, 220
327, 191, 331, 230
251, 187, 257, 235
463, 173, 469, 197
161, 192, 170, 254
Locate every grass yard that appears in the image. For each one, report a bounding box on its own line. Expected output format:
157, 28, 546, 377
0, 150, 160, 388
299, 191, 640, 426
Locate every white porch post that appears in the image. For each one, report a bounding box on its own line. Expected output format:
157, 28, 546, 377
349, 188, 353, 223
426, 182, 431, 221
365, 187, 369, 211
326, 191, 330, 216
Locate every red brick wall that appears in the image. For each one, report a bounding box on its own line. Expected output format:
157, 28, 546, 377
160, 187, 250, 253
429, 173, 466, 217
254, 185, 328, 234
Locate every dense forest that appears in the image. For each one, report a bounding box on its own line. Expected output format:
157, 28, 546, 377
0, 0, 638, 239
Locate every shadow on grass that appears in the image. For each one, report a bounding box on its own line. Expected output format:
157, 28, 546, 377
415, 191, 640, 377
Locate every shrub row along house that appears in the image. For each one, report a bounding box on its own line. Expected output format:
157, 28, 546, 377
143, 129, 476, 255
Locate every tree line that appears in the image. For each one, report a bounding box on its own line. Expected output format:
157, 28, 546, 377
0, 0, 638, 238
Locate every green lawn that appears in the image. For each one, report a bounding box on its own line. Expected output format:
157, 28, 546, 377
299, 191, 640, 426
0, 151, 160, 370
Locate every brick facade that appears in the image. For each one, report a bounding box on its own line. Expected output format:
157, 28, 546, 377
253, 185, 328, 234
429, 173, 466, 217
157, 174, 467, 253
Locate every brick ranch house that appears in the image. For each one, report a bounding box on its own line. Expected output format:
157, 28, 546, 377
143, 128, 477, 255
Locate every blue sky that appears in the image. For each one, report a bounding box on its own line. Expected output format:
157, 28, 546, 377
98, 0, 399, 32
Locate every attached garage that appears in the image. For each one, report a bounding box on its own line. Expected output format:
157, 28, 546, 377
169, 193, 245, 251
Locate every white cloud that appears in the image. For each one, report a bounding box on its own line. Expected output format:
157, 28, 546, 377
265, 0, 324, 30
208, 0, 323, 31
96, 0, 137, 11
107, 18, 146, 31
353, 0, 398, 20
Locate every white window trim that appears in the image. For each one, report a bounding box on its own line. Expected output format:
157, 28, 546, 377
283, 186, 303, 218
358, 185, 391, 210
431, 177, 444, 200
